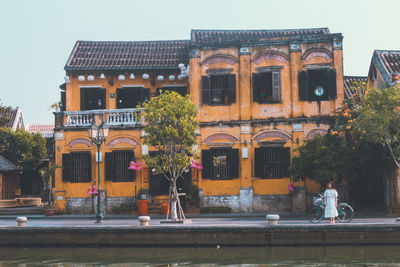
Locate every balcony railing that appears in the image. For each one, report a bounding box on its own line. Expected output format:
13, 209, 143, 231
55, 108, 142, 128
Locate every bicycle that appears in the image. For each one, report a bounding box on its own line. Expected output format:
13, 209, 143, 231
308, 193, 354, 223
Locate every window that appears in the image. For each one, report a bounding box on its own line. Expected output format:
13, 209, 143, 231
201, 74, 236, 105
201, 148, 239, 180
298, 69, 336, 101
62, 152, 91, 183
254, 147, 290, 178
117, 87, 149, 109
253, 71, 281, 103
155, 86, 187, 97
80, 87, 106, 110
105, 150, 134, 182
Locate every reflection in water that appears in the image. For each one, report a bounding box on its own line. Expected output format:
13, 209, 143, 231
1, 246, 400, 266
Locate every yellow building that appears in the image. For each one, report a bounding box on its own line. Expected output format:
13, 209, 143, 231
54, 28, 344, 213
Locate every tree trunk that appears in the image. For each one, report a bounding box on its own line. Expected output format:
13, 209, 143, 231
388, 168, 400, 214
169, 180, 178, 221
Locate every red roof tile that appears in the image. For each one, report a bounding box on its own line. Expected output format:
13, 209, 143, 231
26, 124, 54, 138
343, 76, 367, 99
376, 50, 400, 74
65, 40, 190, 71
191, 28, 331, 44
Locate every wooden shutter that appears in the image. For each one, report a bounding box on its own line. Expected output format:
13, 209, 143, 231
230, 149, 239, 178
201, 76, 211, 104
80, 88, 86, 110
254, 148, 265, 178
60, 91, 66, 111
252, 73, 260, 102
99, 89, 106, 109
298, 71, 308, 101
105, 152, 114, 181
228, 74, 236, 103
282, 147, 291, 177
62, 153, 72, 182
141, 88, 150, 103
127, 150, 135, 181
201, 150, 212, 179
272, 71, 281, 103
327, 69, 337, 99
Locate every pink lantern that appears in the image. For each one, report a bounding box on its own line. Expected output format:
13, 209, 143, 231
190, 160, 197, 169
287, 182, 295, 192
128, 161, 137, 171
87, 185, 92, 195
92, 185, 98, 195
136, 162, 142, 171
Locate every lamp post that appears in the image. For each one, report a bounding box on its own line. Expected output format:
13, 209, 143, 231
88, 122, 109, 223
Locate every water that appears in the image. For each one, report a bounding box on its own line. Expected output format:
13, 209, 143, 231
1, 246, 400, 266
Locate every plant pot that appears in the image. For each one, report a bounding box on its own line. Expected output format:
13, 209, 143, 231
137, 199, 148, 216
44, 209, 56, 216
161, 202, 169, 215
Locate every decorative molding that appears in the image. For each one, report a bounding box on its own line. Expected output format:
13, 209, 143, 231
256, 66, 283, 73
67, 138, 92, 148
206, 68, 233, 75
107, 137, 138, 147
201, 54, 238, 66
253, 130, 291, 142
252, 51, 289, 65
204, 133, 239, 144
305, 128, 328, 139
302, 48, 333, 61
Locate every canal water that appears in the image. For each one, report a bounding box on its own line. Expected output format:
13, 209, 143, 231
1, 246, 400, 266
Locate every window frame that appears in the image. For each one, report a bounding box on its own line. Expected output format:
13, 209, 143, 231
298, 68, 337, 101
80, 87, 106, 110
201, 148, 239, 180
116, 87, 149, 109
105, 150, 135, 182
252, 70, 281, 103
62, 151, 92, 183
201, 74, 236, 106
254, 147, 290, 179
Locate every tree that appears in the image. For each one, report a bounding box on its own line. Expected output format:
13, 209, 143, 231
345, 85, 400, 213
0, 128, 47, 170
290, 134, 354, 186
141, 91, 199, 221
0, 99, 12, 127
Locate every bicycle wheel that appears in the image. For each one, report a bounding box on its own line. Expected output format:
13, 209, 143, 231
308, 206, 324, 223
336, 203, 354, 223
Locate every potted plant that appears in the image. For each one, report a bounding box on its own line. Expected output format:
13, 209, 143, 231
43, 204, 57, 216
136, 189, 149, 215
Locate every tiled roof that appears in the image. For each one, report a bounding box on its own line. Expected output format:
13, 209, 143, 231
65, 40, 190, 71
26, 124, 54, 138
0, 107, 17, 128
343, 76, 367, 99
375, 50, 400, 74
191, 28, 331, 44
0, 155, 19, 172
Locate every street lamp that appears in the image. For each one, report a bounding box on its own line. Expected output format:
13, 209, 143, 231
88, 122, 109, 223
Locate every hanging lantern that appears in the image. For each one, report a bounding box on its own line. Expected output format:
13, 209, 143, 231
78, 75, 85, 81
128, 161, 137, 171
142, 73, 150, 79
190, 160, 197, 169
130, 73, 135, 79
287, 182, 295, 192
168, 75, 175, 81
87, 185, 92, 195
92, 185, 98, 195
87, 75, 94, 81
136, 161, 142, 170
118, 74, 125, 81
157, 75, 164, 81
100, 73, 106, 79
196, 161, 203, 170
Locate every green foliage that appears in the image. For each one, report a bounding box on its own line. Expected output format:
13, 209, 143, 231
199, 206, 232, 214
290, 135, 353, 184
141, 91, 199, 182
0, 128, 47, 170
0, 99, 12, 127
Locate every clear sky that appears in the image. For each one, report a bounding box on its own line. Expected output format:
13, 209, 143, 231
0, 0, 398, 125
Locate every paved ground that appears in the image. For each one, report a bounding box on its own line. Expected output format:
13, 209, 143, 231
0, 216, 399, 228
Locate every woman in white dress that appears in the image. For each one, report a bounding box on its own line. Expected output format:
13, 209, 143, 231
324, 182, 338, 224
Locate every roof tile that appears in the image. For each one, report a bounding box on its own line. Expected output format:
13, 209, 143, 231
343, 76, 367, 99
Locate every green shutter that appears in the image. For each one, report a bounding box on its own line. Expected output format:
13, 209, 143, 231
230, 149, 239, 178
298, 71, 308, 101
254, 148, 264, 178
105, 152, 114, 181
228, 74, 236, 103
327, 69, 337, 99
253, 73, 260, 102
201, 76, 211, 104
201, 150, 212, 179
282, 147, 291, 177
62, 153, 72, 182
272, 71, 281, 103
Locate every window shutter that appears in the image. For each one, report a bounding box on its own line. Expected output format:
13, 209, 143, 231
80, 88, 85, 110
141, 88, 150, 103
252, 73, 260, 102
83, 152, 92, 181
254, 148, 265, 178
327, 69, 337, 99
105, 152, 114, 181
282, 147, 291, 177
230, 149, 239, 178
201, 76, 211, 104
60, 91, 66, 111
298, 71, 308, 101
99, 89, 106, 109
62, 153, 72, 182
272, 71, 281, 103
228, 74, 236, 103
128, 150, 135, 181
201, 150, 212, 179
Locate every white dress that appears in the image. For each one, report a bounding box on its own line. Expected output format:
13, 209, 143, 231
324, 189, 338, 218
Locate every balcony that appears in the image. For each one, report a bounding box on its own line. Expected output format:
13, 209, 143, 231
55, 108, 142, 129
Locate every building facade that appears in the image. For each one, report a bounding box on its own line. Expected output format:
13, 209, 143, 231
54, 28, 344, 213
